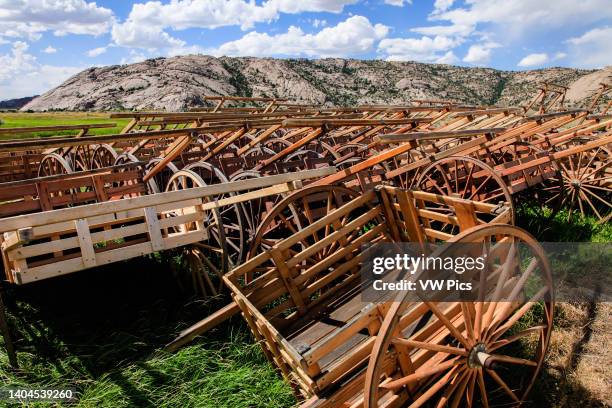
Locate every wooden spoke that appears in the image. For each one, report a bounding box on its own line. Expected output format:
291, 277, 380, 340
489, 325, 547, 352
486, 368, 520, 402
487, 354, 538, 367
475, 368, 489, 408
381, 358, 463, 390
392, 338, 468, 356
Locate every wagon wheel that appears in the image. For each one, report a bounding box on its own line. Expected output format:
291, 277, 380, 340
365, 224, 554, 408
183, 161, 245, 268
173, 246, 221, 297
38, 153, 73, 176
165, 170, 229, 290
488, 142, 544, 166
196, 133, 220, 155
334, 143, 369, 170
285, 149, 324, 162
114, 152, 157, 194
114, 152, 140, 166
73, 144, 96, 171
91, 144, 118, 169
384, 144, 433, 189
145, 158, 179, 194
243, 146, 275, 159
229, 170, 285, 262
248, 185, 361, 260
319, 142, 341, 160
416, 156, 514, 226
547, 145, 611, 221
263, 137, 292, 153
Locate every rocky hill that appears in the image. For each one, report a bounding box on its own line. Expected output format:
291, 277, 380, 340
1, 95, 37, 110
22, 55, 611, 111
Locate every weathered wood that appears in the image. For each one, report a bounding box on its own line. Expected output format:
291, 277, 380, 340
375, 128, 506, 143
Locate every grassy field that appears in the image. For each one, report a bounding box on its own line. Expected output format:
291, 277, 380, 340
0, 203, 609, 407
0, 112, 129, 140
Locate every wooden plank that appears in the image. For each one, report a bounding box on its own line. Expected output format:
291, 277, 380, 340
0, 168, 335, 232
143, 207, 164, 251
164, 303, 241, 352
281, 118, 431, 127
74, 219, 96, 268
376, 127, 506, 143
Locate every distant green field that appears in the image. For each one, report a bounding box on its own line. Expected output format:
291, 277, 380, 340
0, 112, 130, 140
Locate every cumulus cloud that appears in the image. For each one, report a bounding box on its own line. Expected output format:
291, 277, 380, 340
565, 26, 612, 68
433, 0, 454, 12
378, 34, 462, 62
462, 42, 500, 65
268, 0, 358, 14
0, 41, 81, 99
431, 0, 612, 37
120, 49, 148, 65
410, 24, 473, 37
517, 52, 566, 67
111, 0, 358, 51
111, 22, 186, 50
517, 53, 549, 67
42, 45, 57, 54
86, 46, 107, 57
384, 0, 412, 6
408, 0, 612, 67
0, 0, 114, 40
211, 15, 388, 58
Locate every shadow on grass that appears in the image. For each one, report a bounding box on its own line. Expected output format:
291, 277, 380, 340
0, 254, 276, 406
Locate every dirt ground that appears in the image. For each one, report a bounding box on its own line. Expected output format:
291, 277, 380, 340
534, 301, 612, 407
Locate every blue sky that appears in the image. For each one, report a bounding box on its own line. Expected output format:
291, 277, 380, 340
1, 0, 611, 99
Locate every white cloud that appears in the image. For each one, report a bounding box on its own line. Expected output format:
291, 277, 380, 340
435, 50, 459, 64
378, 34, 462, 62
111, 0, 358, 51
119, 49, 148, 65
410, 24, 473, 37
384, 0, 412, 6
111, 22, 186, 51
0, 41, 81, 99
517, 53, 549, 67
462, 42, 500, 65
0, 0, 114, 40
516, 51, 567, 67
86, 46, 107, 57
267, 0, 358, 14
431, 0, 612, 37
433, 0, 454, 12
42, 45, 57, 54
565, 26, 612, 68
211, 15, 388, 58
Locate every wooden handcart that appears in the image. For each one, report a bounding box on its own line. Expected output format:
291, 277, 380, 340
224, 185, 553, 407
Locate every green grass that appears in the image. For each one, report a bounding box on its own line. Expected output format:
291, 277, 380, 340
0, 112, 129, 140
0, 256, 295, 407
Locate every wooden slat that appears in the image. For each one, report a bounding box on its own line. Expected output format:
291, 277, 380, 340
0, 168, 335, 232
74, 219, 96, 268
143, 207, 164, 251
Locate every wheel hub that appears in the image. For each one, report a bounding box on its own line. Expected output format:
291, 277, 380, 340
570, 179, 581, 188
467, 343, 487, 368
